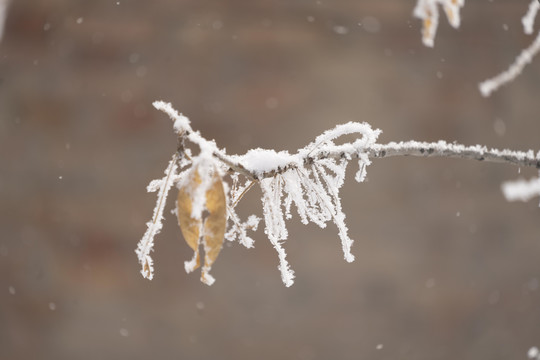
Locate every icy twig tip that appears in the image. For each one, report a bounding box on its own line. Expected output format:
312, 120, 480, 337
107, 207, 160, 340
153, 100, 192, 134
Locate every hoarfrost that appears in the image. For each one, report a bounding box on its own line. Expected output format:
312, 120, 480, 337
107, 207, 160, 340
225, 175, 260, 248
153, 100, 192, 135
135, 155, 180, 280
260, 176, 294, 287
255, 122, 380, 285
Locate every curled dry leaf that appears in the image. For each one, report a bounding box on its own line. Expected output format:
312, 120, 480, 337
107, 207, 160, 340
177, 164, 227, 285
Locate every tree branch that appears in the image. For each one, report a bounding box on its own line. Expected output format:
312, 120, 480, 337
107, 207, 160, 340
154, 100, 540, 181
146, 101, 540, 286
217, 141, 540, 181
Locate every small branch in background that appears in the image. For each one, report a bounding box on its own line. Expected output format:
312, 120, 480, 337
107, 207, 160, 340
413, 0, 540, 97
502, 175, 540, 202
479, 30, 540, 97
523, 0, 540, 35
0, 0, 10, 44
413, 0, 464, 48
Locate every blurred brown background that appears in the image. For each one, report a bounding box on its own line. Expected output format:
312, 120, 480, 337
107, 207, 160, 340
1, 0, 540, 359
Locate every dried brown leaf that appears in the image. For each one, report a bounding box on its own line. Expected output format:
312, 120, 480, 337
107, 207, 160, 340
143, 262, 151, 277
201, 170, 227, 284
177, 167, 202, 272
177, 165, 227, 285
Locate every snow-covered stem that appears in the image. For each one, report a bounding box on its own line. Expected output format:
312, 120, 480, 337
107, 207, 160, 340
222, 141, 539, 181
523, 0, 540, 35
153, 101, 539, 177
365, 141, 540, 168
153, 101, 255, 179
136, 153, 179, 280
502, 175, 540, 202
479, 29, 540, 97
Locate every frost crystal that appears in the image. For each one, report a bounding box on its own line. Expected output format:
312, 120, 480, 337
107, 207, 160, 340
153, 101, 191, 134
254, 122, 381, 286
260, 176, 295, 287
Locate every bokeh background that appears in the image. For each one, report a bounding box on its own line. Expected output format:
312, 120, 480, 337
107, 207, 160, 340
1, 0, 540, 359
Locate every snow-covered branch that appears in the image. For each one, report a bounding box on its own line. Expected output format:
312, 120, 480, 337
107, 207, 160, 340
222, 140, 539, 181
136, 102, 540, 286
367, 141, 539, 168
502, 174, 540, 202
479, 30, 540, 97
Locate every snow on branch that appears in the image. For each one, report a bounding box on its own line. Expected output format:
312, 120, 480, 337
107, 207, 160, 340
478, 1, 540, 97
523, 0, 540, 35
367, 141, 540, 168
502, 174, 540, 202
136, 102, 540, 286
135, 154, 179, 280
479, 30, 540, 97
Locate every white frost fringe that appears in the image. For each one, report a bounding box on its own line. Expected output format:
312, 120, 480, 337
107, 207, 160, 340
260, 176, 295, 287
256, 122, 381, 286
135, 155, 179, 280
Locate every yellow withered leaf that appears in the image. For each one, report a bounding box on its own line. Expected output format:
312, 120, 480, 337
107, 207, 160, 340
177, 164, 227, 285
201, 170, 227, 285
177, 168, 202, 273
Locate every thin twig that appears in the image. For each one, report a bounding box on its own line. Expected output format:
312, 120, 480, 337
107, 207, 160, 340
232, 180, 257, 208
